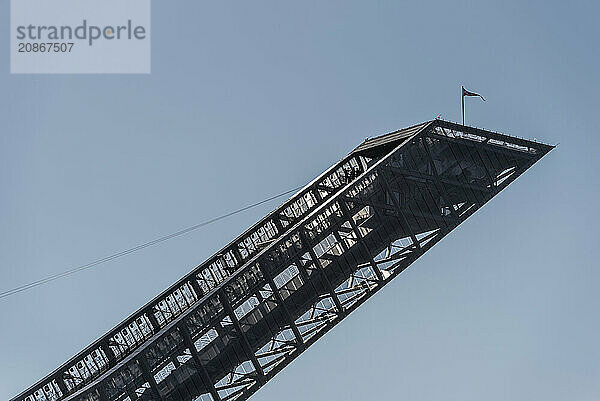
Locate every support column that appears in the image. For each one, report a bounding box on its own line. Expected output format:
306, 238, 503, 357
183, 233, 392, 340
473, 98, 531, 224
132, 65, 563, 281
179, 323, 222, 401
54, 375, 69, 398
298, 230, 345, 316
218, 292, 267, 384
338, 200, 385, 282
377, 169, 422, 251
138, 355, 163, 401
256, 264, 305, 348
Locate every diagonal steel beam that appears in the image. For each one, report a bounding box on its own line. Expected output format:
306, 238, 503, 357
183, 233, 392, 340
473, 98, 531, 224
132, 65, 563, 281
338, 199, 385, 282
218, 293, 267, 385
179, 322, 223, 401
298, 229, 346, 315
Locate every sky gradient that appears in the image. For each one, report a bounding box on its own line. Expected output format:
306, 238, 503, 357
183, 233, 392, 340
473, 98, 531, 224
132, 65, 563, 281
1, 1, 598, 400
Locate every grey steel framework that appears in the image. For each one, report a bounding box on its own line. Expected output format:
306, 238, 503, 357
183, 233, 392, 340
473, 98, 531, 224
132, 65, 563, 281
12, 120, 553, 401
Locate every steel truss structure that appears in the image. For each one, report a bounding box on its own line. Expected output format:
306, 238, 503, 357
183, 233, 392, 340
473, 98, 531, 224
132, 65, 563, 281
12, 120, 553, 401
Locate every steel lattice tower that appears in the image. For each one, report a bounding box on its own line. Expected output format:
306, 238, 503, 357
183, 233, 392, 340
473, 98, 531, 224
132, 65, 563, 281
12, 120, 553, 401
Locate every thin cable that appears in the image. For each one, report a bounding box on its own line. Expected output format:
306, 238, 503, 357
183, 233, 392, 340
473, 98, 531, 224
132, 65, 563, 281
0, 185, 303, 300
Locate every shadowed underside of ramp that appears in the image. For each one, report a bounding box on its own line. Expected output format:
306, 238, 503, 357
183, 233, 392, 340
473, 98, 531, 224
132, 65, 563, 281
13, 120, 553, 401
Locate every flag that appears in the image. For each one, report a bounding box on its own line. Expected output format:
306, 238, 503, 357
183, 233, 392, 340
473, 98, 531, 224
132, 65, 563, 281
461, 86, 485, 125
462, 86, 485, 101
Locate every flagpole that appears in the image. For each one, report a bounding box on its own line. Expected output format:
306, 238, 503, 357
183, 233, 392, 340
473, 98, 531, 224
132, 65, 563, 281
461, 86, 465, 126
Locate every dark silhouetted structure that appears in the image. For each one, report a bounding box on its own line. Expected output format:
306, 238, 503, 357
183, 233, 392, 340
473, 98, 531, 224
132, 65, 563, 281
13, 120, 553, 401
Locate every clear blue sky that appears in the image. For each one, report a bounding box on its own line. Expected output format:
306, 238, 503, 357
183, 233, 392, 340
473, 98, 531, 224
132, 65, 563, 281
1, 1, 598, 400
